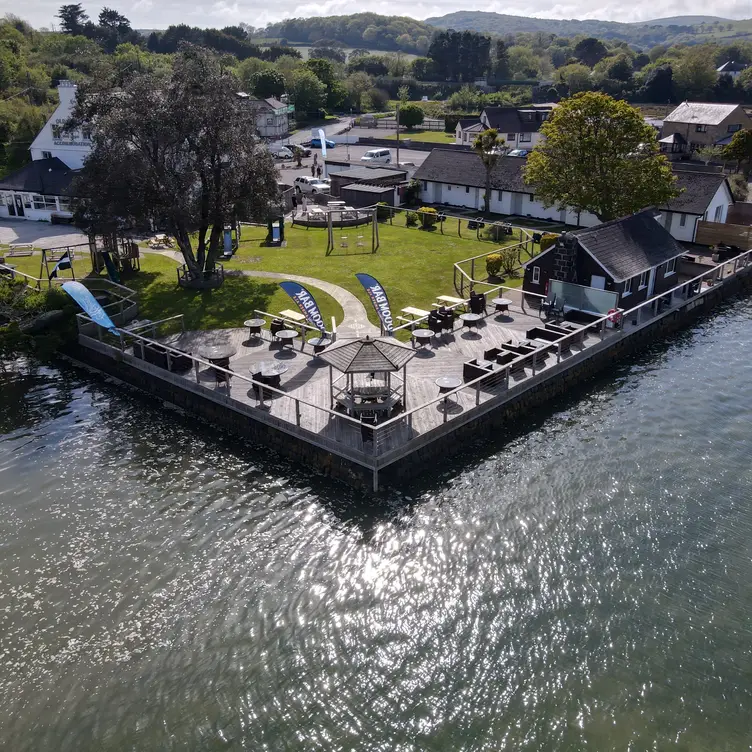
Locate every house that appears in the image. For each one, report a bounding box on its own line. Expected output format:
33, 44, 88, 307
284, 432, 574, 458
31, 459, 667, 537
236, 94, 290, 139
662, 102, 752, 152
717, 61, 748, 81
30, 80, 92, 169
455, 104, 555, 147
522, 210, 687, 308
413, 149, 733, 243
327, 166, 407, 198
0, 157, 78, 222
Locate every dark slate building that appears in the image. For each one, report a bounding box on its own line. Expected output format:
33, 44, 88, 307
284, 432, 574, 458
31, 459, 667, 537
0, 157, 78, 222
522, 210, 687, 307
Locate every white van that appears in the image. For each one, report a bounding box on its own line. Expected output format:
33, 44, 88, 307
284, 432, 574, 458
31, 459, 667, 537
361, 148, 392, 164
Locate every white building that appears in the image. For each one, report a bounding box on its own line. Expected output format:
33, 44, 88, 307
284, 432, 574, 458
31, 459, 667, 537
30, 80, 92, 169
413, 149, 734, 244
0, 157, 76, 222
236, 94, 290, 140
456, 104, 556, 148
716, 61, 748, 81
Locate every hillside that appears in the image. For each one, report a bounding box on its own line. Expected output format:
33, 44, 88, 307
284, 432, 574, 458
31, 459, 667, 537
424, 11, 752, 47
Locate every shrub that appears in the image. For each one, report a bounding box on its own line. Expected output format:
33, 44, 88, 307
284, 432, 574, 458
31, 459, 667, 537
375, 201, 391, 221
485, 253, 502, 277
499, 247, 519, 277
418, 206, 438, 228
399, 102, 425, 130
405, 210, 418, 227
539, 233, 558, 252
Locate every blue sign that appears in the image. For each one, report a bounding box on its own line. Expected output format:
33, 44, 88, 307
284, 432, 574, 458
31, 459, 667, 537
318, 128, 327, 158
355, 273, 394, 335
279, 281, 326, 333
62, 281, 118, 334
223, 229, 232, 255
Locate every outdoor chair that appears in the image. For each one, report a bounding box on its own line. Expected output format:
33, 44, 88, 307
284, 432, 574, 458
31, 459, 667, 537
269, 319, 285, 340
463, 359, 494, 382
167, 349, 193, 372
439, 308, 454, 332
144, 343, 169, 370
469, 292, 487, 315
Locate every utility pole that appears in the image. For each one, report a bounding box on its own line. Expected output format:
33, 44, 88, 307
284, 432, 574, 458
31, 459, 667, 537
395, 103, 400, 167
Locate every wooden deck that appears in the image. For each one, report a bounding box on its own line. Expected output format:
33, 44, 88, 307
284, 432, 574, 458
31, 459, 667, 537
157, 306, 612, 459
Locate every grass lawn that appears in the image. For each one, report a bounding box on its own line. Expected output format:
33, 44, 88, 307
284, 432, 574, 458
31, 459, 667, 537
7, 252, 345, 332
226, 223, 524, 328
385, 130, 456, 144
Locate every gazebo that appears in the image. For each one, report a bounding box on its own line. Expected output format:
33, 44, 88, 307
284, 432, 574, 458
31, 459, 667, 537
318, 336, 415, 420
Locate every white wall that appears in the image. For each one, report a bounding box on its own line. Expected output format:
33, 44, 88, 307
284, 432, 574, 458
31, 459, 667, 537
704, 181, 733, 226
30, 81, 92, 169
0, 191, 72, 222
659, 211, 698, 242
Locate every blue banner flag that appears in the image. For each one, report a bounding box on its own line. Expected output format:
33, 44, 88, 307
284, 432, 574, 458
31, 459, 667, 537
49, 251, 72, 279
62, 281, 118, 334
355, 273, 394, 335
317, 128, 327, 158
278, 281, 326, 333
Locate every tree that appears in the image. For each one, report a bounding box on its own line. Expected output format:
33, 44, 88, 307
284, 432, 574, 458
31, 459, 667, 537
637, 64, 673, 102
309, 46, 346, 64
236, 57, 269, 90
57, 4, 88, 35
695, 145, 723, 165
724, 128, 752, 173
674, 46, 717, 99
98, 8, 130, 32
607, 56, 633, 82
344, 71, 372, 111
491, 39, 509, 80
69, 46, 279, 283
411, 57, 436, 81
252, 68, 285, 99
558, 63, 591, 93
473, 128, 505, 215
523, 92, 678, 222
399, 102, 424, 129
727, 173, 748, 201
397, 84, 410, 103
289, 68, 326, 115
574, 38, 608, 67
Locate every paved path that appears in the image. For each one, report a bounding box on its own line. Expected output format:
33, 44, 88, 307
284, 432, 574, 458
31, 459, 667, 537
0, 220, 88, 249
142, 248, 378, 338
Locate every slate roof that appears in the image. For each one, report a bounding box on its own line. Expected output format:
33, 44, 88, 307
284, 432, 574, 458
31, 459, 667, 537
717, 61, 747, 73
571, 210, 687, 282
660, 170, 729, 215
340, 183, 392, 193
457, 118, 481, 130
328, 167, 406, 181
482, 106, 549, 133
413, 149, 527, 192
318, 336, 415, 373
664, 102, 741, 125
0, 157, 78, 196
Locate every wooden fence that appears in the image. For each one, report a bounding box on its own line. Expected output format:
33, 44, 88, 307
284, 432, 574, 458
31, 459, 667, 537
695, 220, 752, 248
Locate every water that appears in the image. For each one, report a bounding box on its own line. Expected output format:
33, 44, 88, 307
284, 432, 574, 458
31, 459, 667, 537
2, 301, 752, 751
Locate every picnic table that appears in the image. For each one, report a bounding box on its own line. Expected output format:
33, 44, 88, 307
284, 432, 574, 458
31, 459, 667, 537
278, 309, 306, 323
435, 295, 466, 309
401, 306, 430, 319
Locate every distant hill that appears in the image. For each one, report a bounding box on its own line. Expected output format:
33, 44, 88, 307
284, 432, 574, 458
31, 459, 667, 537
424, 11, 752, 47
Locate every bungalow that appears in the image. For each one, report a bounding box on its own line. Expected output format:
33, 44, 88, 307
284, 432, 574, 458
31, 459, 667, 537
0, 157, 78, 222
455, 104, 555, 147
413, 149, 733, 243
522, 210, 687, 308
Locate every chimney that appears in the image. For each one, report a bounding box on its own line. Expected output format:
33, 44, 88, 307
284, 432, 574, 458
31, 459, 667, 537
551, 231, 578, 284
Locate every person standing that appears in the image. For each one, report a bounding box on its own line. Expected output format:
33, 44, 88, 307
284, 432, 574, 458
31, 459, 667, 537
291, 192, 298, 216
313, 152, 318, 167
301, 193, 308, 214
316, 164, 322, 179
310, 163, 315, 177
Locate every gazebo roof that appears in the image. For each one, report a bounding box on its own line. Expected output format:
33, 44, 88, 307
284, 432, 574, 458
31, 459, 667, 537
318, 336, 415, 373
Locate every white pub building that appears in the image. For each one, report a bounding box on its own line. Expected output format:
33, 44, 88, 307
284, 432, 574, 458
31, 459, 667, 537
0, 81, 90, 222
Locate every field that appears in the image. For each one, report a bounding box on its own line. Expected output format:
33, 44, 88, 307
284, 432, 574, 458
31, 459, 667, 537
385, 130, 456, 144
258, 44, 418, 61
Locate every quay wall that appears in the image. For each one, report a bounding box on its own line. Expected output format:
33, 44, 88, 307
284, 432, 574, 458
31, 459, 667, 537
379, 268, 752, 488
64, 342, 375, 491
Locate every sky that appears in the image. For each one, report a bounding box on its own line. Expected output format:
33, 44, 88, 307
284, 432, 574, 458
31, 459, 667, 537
18, 0, 752, 32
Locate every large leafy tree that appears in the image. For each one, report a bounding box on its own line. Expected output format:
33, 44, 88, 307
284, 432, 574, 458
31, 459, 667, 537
69, 46, 279, 282
574, 37, 608, 67
252, 68, 285, 99
524, 92, 678, 222
398, 103, 424, 129
473, 128, 505, 215
288, 68, 326, 115
674, 46, 717, 99
57, 4, 88, 35
724, 129, 752, 174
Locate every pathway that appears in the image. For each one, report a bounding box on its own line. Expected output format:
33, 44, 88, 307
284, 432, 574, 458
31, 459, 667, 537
0, 219, 87, 249
142, 248, 378, 338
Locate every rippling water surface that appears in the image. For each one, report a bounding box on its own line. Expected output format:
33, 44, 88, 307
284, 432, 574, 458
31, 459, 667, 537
2, 302, 752, 750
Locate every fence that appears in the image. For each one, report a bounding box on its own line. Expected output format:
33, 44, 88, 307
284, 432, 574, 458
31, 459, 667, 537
695, 220, 752, 248
366, 117, 446, 131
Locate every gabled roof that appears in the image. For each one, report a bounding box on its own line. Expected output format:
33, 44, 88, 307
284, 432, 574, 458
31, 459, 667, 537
570, 210, 687, 282
664, 102, 742, 126
413, 149, 526, 192
0, 157, 78, 196
482, 106, 546, 134
318, 336, 415, 373
659, 132, 686, 144
264, 97, 286, 109
660, 170, 730, 215
457, 118, 482, 130
717, 61, 747, 73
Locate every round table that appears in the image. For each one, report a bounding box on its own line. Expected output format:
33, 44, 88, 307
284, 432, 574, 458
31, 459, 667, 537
252, 361, 289, 391
244, 318, 265, 339
411, 329, 433, 349
459, 312, 483, 334
308, 336, 332, 354
491, 297, 512, 314
276, 329, 299, 350
435, 375, 462, 401
199, 344, 236, 384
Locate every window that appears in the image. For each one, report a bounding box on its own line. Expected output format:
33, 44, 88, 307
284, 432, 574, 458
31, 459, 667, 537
532, 266, 540, 284
728, 124, 741, 133
528, 194, 535, 201
33, 195, 57, 210
639, 271, 648, 289
498, 190, 503, 201
58, 196, 72, 212
665, 258, 676, 275
520, 133, 532, 143
422, 180, 427, 190
42, 150, 52, 159
623, 278, 633, 296
679, 213, 686, 227
465, 186, 470, 193
695, 124, 707, 133
507, 133, 516, 140
714, 205, 724, 222
22, 194, 31, 208
447, 185, 451, 191
266, 117, 273, 125
540, 112, 549, 121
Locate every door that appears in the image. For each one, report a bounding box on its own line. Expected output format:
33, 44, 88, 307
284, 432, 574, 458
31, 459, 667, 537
14, 195, 24, 217
511, 192, 523, 215
5, 194, 16, 216
590, 275, 606, 289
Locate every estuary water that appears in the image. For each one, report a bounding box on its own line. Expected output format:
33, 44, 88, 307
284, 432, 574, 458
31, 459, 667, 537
1, 300, 752, 751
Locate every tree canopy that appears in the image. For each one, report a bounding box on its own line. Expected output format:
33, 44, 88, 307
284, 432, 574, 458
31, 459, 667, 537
473, 128, 505, 214
69, 46, 279, 280
524, 92, 678, 222
398, 102, 424, 129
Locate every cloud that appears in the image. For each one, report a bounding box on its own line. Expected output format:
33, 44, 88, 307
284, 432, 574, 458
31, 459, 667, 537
15, 0, 752, 32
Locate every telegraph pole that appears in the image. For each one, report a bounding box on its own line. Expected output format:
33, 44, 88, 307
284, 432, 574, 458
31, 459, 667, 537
395, 103, 400, 166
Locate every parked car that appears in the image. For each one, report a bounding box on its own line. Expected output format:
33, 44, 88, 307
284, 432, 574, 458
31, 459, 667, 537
294, 176, 330, 194
310, 137, 335, 149
270, 146, 294, 160
507, 149, 529, 158
361, 148, 392, 164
